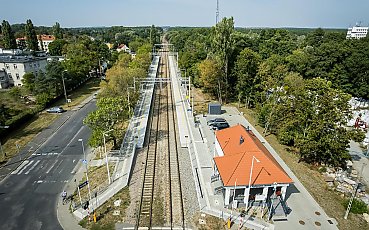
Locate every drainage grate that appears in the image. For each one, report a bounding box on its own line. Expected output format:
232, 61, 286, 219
299, 220, 305, 225
315, 221, 321, 226
328, 219, 334, 224
315, 211, 321, 216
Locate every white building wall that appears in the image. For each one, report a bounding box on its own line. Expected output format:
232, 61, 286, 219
0, 58, 47, 87
346, 26, 368, 39
215, 137, 223, 157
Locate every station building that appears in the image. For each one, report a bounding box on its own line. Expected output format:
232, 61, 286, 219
212, 124, 293, 207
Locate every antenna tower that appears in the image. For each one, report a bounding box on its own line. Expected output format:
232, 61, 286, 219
216, 0, 220, 24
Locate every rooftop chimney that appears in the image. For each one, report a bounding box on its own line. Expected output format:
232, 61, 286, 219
240, 135, 244, 145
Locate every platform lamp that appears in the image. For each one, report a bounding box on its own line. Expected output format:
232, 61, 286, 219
245, 156, 260, 212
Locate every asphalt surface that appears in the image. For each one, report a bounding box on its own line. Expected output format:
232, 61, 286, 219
0, 100, 96, 230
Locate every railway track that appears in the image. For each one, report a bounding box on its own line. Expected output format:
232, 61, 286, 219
136, 47, 185, 229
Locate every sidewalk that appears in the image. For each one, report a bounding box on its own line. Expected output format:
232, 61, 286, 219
57, 148, 95, 230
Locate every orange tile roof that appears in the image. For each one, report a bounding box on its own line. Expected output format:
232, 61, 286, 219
38, 35, 55, 41
214, 124, 293, 187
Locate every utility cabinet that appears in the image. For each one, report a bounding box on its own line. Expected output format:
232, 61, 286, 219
208, 103, 221, 115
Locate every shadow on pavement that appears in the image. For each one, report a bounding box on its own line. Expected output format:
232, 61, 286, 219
285, 183, 300, 201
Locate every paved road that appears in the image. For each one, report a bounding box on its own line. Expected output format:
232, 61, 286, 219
0, 101, 96, 230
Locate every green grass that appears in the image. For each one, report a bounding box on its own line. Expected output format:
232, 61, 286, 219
78, 187, 130, 230
52, 78, 101, 109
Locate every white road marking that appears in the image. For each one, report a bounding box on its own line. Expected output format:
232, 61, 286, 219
46, 160, 59, 174
53, 159, 64, 173
11, 160, 29, 174
33, 180, 68, 184
60, 126, 85, 154
17, 160, 34, 175
25, 160, 40, 174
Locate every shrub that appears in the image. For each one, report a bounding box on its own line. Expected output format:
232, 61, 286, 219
343, 198, 368, 214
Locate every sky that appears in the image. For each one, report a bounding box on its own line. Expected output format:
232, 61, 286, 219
1, 0, 369, 28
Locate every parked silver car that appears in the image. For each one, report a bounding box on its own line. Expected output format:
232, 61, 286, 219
46, 106, 65, 113
207, 117, 226, 126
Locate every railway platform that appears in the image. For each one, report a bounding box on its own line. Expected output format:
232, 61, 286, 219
168, 54, 274, 230
71, 55, 160, 221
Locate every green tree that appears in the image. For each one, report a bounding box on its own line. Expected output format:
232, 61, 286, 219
52, 22, 63, 39
22, 72, 36, 92
234, 48, 261, 107
197, 58, 222, 98
24, 19, 39, 51
48, 39, 67, 56
84, 97, 130, 147
305, 28, 325, 47
1, 20, 17, 49
288, 78, 351, 166
212, 17, 235, 103
343, 38, 369, 99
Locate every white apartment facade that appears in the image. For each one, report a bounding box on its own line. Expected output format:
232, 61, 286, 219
38, 35, 55, 53
0, 55, 47, 87
346, 26, 368, 39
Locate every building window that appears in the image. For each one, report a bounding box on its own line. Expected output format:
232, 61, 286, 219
5, 64, 9, 69
29, 63, 33, 68
8, 73, 12, 79
13, 64, 18, 69
16, 73, 20, 80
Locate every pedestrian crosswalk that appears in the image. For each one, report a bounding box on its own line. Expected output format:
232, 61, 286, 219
31, 152, 59, 156
10, 157, 72, 176
33, 180, 69, 184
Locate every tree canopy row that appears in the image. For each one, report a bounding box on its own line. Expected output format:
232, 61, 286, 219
167, 18, 368, 167
84, 43, 153, 148
0, 19, 161, 139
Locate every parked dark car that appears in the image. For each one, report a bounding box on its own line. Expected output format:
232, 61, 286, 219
207, 117, 226, 126
212, 122, 230, 130
46, 106, 65, 113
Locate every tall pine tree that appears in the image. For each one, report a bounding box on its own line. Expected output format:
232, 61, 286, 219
52, 22, 63, 39
25, 19, 39, 51
1, 20, 17, 49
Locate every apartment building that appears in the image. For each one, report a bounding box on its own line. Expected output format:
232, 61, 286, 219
0, 55, 47, 87
346, 26, 368, 39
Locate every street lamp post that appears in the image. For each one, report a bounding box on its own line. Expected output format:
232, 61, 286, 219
78, 138, 92, 201
245, 156, 260, 212
62, 70, 68, 104
103, 130, 113, 185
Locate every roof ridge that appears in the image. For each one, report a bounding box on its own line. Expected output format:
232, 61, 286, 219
244, 128, 289, 177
